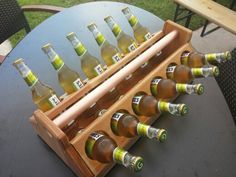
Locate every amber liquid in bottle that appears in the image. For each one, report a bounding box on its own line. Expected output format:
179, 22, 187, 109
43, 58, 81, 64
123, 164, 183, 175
111, 111, 167, 142
166, 65, 220, 83
181, 51, 231, 67
13, 58, 60, 112
85, 131, 144, 172
150, 78, 204, 99
132, 93, 188, 117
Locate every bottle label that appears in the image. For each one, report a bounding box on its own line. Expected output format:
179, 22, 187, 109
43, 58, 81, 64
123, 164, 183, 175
111, 112, 124, 134
86, 132, 104, 158
73, 78, 84, 90
75, 42, 87, 56
132, 95, 143, 115
128, 42, 137, 52
94, 64, 104, 76
181, 52, 190, 65
24, 71, 38, 87
51, 55, 64, 71
166, 66, 176, 79
158, 101, 170, 113
113, 147, 127, 165
144, 32, 152, 41
48, 94, 60, 107
112, 53, 122, 63
205, 52, 228, 63
176, 84, 188, 93
128, 15, 138, 27
137, 123, 150, 137
150, 78, 161, 96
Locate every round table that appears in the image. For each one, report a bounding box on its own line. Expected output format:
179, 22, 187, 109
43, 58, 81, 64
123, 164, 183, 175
0, 2, 235, 177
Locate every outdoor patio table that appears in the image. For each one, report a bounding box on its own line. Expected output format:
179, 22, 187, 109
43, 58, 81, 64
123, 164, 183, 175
0, 2, 235, 177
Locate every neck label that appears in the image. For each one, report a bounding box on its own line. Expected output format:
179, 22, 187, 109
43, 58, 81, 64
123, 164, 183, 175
52, 55, 64, 71
113, 147, 127, 165
129, 15, 138, 27
24, 71, 38, 87
75, 42, 87, 56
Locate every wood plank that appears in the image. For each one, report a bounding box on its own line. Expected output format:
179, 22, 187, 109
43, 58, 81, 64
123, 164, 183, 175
174, 0, 236, 35
22, 5, 65, 13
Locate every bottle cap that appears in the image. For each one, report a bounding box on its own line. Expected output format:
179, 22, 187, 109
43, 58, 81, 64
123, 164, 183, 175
225, 51, 232, 60
87, 22, 97, 31
157, 129, 167, 143
66, 32, 76, 41
212, 66, 220, 77
196, 84, 204, 95
13, 58, 24, 66
121, 7, 130, 14
42, 43, 52, 53
130, 156, 144, 172
179, 104, 188, 116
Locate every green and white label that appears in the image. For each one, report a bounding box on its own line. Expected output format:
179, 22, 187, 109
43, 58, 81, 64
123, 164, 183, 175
94, 64, 104, 75
158, 101, 170, 113
112, 53, 121, 63
48, 94, 60, 107
75, 42, 87, 56
113, 147, 127, 164
111, 112, 124, 134
132, 95, 142, 105
137, 123, 150, 137
51, 55, 64, 71
181, 52, 190, 65
24, 71, 38, 87
191, 68, 203, 77
150, 78, 161, 96
112, 112, 124, 121
73, 78, 84, 90
176, 84, 187, 93
151, 78, 161, 85
128, 15, 138, 27
166, 66, 176, 79
86, 132, 104, 158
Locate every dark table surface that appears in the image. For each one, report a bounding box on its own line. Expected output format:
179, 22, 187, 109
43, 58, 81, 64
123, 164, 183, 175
0, 1, 236, 177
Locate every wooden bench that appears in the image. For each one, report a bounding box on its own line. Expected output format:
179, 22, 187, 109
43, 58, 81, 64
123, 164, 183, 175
173, 0, 236, 36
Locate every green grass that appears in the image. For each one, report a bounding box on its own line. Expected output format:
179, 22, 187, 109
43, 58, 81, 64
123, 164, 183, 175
11, 0, 233, 47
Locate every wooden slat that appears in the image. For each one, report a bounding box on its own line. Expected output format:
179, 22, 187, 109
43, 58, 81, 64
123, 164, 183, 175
0, 55, 5, 64
22, 5, 65, 13
174, 0, 236, 35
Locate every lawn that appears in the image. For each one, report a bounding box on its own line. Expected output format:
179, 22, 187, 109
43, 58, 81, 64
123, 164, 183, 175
12, 0, 233, 46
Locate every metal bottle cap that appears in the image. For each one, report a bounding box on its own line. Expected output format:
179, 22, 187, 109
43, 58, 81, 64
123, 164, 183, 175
42, 43, 52, 53
130, 156, 144, 172
196, 84, 204, 95
157, 129, 167, 143
212, 66, 220, 77
225, 51, 232, 60
179, 104, 188, 116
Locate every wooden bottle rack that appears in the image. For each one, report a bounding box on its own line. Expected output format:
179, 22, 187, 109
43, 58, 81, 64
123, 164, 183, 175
30, 20, 194, 177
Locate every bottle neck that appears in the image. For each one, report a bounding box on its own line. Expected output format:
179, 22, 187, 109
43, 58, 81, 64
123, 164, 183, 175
44, 47, 65, 71
91, 27, 106, 46
191, 66, 219, 78
176, 83, 204, 95
158, 101, 188, 116
16, 62, 39, 88
113, 147, 143, 172
204, 51, 231, 63
106, 17, 123, 38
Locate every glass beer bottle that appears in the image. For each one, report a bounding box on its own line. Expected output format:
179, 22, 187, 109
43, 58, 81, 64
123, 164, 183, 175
122, 7, 152, 44
13, 58, 60, 112
66, 32, 104, 79
87, 23, 122, 66
111, 111, 167, 142
181, 51, 231, 67
104, 16, 138, 54
132, 93, 188, 117
150, 78, 204, 99
166, 65, 220, 83
42, 43, 84, 95
85, 131, 144, 172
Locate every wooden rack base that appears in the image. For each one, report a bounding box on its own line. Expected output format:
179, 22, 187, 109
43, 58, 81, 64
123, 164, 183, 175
30, 20, 193, 177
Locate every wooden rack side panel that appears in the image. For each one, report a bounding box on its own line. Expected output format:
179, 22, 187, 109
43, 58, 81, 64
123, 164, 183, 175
71, 43, 195, 177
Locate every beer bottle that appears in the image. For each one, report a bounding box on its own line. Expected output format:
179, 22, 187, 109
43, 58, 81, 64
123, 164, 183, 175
87, 23, 122, 66
181, 51, 231, 67
111, 111, 167, 142
13, 58, 60, 112
85, 131, 144, 172
42, 43, 84, 95
66, 32, 104, 79
150, 78, 204, 99
132, 93, 188, 117
166, 65, 219, 83
104, 16, 138, 54
122, 7, 152, 44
